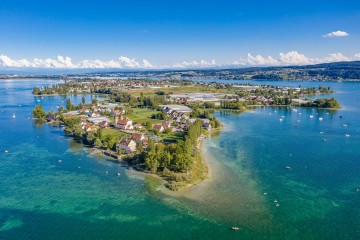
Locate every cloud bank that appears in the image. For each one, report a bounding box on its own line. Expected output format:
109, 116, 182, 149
0, 55, 153, 69
0, 52, 359, 70
231, 51, 355, 67
323, 31, 350, 38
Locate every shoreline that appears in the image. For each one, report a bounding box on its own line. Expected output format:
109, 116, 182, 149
157, 127, 222, 195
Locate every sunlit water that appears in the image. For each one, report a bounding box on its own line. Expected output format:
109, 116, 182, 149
0, 79, 359, 239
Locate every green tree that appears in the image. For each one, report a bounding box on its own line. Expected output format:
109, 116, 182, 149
94, 138, 102, 147
96, 128, 103, 140
91, 98, 98, 105
66, 99, 75, 111
32, 104, 46, 119
81, 96, 86, 105
145, 150, 159, 173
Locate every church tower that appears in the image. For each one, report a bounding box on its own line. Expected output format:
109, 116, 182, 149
114, 113, 118, 127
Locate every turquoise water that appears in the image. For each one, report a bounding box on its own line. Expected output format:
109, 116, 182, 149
0, 79, 359, 239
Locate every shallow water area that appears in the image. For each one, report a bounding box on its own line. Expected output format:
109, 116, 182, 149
0, 79, 360, 239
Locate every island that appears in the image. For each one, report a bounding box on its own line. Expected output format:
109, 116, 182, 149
32, 79, 341, 190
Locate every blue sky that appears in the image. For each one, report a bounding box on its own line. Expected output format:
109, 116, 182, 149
0, 0, 359, 69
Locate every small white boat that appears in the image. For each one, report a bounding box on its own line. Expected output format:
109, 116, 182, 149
319, 117, 323, 121
231, 226, 240, 231
105, 171, 109, 175
320, 132, 324, 134
58, 160, 62, 163
298, 112, 302, 115
117, 172, 121, 176
12, 114, 16, 118
279, 118, 283, 122
297, 120, 301, 123
345, 134, 350, 138
310, 115, 314, 119
274, 199, 278, 203
4, 150, 8, 153
342, 124, 348, 127
263, 192, 268, 195
275, 203, 280, 207
323, 139, 327, 142
37, 99, 40, 102
285, 166, 291, 169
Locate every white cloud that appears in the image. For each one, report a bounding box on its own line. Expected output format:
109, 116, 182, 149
232, 54, 279, 66
279, 51, 312, 65
0, 55, 153, 69
172, 59, 216, 68
323, 31, 350, 38
78, 59, 121, 68
319, 53, 350, 63
0, 52, 358, 70
232, 51, 354, 67
142, 59, 153, 68
0, 55, 77, 68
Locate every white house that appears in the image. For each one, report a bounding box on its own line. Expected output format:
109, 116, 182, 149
119, 139, 137, 154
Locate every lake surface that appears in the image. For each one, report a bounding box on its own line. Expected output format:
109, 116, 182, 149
0, 79, 359, 239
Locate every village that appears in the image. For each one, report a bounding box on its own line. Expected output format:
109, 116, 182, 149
32, 78, 339, 190
48, 101, 215, 160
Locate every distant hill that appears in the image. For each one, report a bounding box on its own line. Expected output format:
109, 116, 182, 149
1, 61, 360, 81
187, 61, 360, 81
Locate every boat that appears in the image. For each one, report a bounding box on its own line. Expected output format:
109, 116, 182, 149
309, 115, 314, 118
275, 203, 280, 207
279, 118, 283, 122
345, 134, 350, 138
231, 226, 240, 231
319, 117, 323, 121
4, 150, 8, 153
285, 166, 291, 169
342, 124, 348, 127
320, 132, 324, 134
57, 160, 62, 163
12, 114, 16, 118
323, 139, 327, 142
117, 172, 121, 176
274, 199, 278, 203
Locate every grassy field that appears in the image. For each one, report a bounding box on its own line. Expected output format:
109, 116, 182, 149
128, 85, 233, 96
102, 128, 128, 138
161, 131, 185, 142
125, 108, 163, 124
